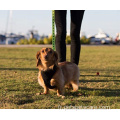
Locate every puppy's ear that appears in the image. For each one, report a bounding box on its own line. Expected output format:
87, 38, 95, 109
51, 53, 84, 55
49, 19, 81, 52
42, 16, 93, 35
36, 51, 40, 60
36, 51, 41, 67
53, 51, 58, 64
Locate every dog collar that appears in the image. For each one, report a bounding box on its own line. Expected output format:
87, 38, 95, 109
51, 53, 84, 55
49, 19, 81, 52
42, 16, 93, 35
41, 65, 57, 89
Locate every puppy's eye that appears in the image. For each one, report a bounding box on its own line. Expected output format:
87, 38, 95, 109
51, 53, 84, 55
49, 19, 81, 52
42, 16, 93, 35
42, 50, 44, 53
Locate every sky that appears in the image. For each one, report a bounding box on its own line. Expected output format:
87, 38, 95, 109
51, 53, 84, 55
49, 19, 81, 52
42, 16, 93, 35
0, 10, 120, 38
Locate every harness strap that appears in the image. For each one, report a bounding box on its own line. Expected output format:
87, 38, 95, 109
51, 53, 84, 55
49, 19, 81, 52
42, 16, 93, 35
41, 65, 57, 89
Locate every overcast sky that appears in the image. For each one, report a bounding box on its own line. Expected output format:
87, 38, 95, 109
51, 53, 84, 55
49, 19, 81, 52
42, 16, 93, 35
0, 10, 120, 38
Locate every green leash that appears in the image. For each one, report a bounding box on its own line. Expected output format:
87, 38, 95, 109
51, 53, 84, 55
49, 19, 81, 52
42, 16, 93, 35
52, 10, 55, 51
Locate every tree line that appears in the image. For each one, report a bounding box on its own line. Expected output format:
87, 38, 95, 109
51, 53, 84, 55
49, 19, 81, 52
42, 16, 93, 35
17, 35, 90, 45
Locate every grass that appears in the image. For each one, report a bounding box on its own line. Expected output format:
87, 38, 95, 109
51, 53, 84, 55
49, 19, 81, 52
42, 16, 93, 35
0, 46, 120, 109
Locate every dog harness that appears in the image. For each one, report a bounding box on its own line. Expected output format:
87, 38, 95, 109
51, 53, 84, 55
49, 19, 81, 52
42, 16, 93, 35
41, 65, 57, 89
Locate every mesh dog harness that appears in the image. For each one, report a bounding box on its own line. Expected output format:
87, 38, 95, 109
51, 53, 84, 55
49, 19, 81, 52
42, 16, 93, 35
41, 65, 57, 89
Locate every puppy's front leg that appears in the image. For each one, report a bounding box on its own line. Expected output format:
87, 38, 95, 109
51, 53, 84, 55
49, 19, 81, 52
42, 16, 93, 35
56, 74, 65, 98
57, 88, 63, 96
57, 89, 65, 99
42, 86, 49, 94
57, 84, 65, 98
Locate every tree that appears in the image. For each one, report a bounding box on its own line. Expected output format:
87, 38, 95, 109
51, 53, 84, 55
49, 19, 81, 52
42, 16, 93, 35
43, 37, 52, 44
29, 38, 37, 44
80, 35, 90, 44
66, 35, 71, 44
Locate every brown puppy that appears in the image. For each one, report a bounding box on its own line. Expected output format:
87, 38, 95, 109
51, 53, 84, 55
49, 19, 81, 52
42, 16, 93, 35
36, 48, 80, 98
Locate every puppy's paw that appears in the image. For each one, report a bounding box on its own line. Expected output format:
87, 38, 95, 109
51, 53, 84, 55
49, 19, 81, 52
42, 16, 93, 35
57, 95, 65, 99
61, 96, 65, 99
36, 93, 41, 96
36, 92, 47, 95
71, 90, 78, 92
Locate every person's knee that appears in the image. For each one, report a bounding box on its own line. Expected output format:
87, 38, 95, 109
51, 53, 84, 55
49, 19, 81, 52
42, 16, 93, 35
70, 33, 80, 44
57, 29, 66, 37
71, 28, 80, 37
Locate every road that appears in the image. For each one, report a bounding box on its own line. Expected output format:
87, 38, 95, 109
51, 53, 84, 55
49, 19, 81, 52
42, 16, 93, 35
0, 45, 52, 47
0, 44, 119, 48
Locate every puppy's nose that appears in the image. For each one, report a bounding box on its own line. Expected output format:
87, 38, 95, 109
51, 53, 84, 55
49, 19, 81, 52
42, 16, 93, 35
44, 55, 48, 60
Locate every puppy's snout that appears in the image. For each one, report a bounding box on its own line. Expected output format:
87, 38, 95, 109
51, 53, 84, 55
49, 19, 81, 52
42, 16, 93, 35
44, 55, 48, 60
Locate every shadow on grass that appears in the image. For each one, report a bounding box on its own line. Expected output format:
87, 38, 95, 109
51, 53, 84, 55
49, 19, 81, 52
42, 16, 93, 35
16, 98, 34, 105
79, 87, 120, 97
81, 75, 120, 78
80, 68, 120, 72
0, 68, 38, 71
65, 85, 120, 97
0, 57, 34, 60
5, 94, 35, 105
80, 79, 120, 83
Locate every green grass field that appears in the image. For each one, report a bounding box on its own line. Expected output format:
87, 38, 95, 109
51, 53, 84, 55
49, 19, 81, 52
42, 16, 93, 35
0, 46, 120, 109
